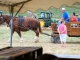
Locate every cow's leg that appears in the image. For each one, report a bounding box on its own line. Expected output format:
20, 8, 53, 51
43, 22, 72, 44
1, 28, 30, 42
34, 30, 39, 43
16, 30, 23, 42
7, 30, 14, 43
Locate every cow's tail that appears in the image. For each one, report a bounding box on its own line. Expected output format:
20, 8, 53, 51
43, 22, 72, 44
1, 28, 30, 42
38, 21, 42, 33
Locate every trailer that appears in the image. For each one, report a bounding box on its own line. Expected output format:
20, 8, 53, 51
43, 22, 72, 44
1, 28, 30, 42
50, 22, 80, 43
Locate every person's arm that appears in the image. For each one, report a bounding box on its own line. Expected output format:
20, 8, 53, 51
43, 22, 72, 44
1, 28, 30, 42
57, 26, 60, 34
61, 25, 66, 33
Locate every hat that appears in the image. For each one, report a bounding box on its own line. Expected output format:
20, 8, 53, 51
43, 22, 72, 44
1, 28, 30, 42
62, 8, 65, 10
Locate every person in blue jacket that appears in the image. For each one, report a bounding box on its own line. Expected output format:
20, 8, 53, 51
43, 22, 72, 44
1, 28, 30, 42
61, 8, 70, 23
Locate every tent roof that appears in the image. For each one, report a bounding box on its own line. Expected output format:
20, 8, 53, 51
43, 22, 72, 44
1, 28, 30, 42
0, 0, 31, 13
0, 0, 31, 6
25, 0, 80, 12
0, 0, 80, 13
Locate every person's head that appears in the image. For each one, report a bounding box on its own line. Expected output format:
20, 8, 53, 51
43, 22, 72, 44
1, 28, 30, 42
37, 54, 59, 60
72, 12, 76, 16
61, 20, 65, 24
61, 8, 66, 12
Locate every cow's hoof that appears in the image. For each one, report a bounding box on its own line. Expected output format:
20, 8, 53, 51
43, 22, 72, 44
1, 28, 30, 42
35, 40, 39, 43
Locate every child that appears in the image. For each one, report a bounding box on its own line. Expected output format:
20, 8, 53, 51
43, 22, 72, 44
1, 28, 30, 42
58, 20, 67, 47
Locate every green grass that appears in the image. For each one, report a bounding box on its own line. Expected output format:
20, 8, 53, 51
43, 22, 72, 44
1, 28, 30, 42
0, 25, 51, 42
0, 25, 80, 42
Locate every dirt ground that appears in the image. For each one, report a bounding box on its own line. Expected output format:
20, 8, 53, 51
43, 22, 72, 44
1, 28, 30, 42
0, 39, 80, 55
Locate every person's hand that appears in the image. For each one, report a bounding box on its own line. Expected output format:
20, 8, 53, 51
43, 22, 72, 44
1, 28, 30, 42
61, 31, 65, 34
58, 31, 61, 34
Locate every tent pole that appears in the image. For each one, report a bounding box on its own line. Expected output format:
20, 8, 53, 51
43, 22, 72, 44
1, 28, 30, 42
14, 3, 24, 17
10, 6, 13, 47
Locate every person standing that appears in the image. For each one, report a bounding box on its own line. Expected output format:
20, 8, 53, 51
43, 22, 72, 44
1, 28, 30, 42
58, 20, 67, 47
61, 8, 70, 23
